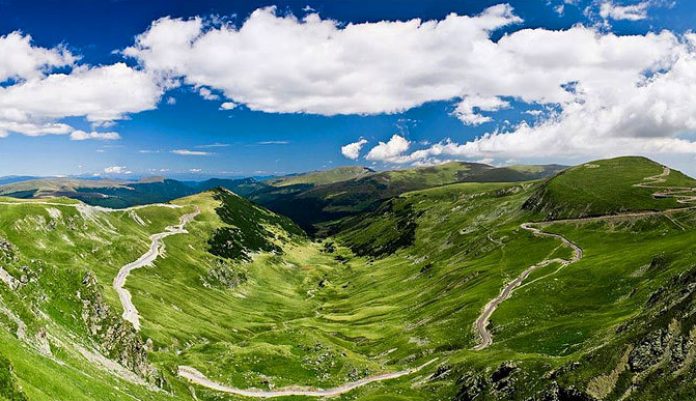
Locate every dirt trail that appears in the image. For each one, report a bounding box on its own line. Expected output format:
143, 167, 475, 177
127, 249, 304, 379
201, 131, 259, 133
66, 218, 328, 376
178, 359, 437, 399
113, 208, 199, 331
473, 223, 582, 350
634, 166, 696, 204
473, 165, 696, 350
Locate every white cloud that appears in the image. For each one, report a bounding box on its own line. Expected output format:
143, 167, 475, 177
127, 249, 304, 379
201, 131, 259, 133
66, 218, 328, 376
196, 143, 229, 148
0, 32, 162, 139
0, 31, 75, 82
128, 5, 696, 164
189, 168, 202, 173
70, 130, 121, 141
166, 96, 176, 105
453, 95, 509, 125
104, 166, 130, 174
341, 138, 368, 160
219, 101, 237, 110
124, 5, 523, 115
256, 140, 289, 145
198, 87, 219, 100
172, 149, 211, 156
599, 1, 650, 21
365, 134, 411, 163
0, 63, 161, 124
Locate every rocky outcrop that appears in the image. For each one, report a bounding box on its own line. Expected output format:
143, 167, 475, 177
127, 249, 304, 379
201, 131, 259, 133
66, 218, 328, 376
201, 259, 247, 289
531, 383, 598, 401
78, 272, 165, 388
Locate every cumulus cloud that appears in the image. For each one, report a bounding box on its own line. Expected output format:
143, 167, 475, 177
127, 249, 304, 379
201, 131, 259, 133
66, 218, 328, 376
453, 96, 509, 125
599, 1, 650, 21
365, 135, 411, 163
219, 101, 237, 110
198, 87, 219, 100
0, 32, 162, 139
341, 138, 368, 160
128, 5, 696, 163
124, 5, 523, 115
0, 31, 75, 82
172, 149, 210, 156
70, 130, 121, 141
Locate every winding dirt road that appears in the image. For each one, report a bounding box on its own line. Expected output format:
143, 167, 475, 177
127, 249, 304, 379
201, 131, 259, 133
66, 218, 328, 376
178, 359, 437, 399
113, 208, 199, 331
473, 165, 696, 350
473, 223, 583, 350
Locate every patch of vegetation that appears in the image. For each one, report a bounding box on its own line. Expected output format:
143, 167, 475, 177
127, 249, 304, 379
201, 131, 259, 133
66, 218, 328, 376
0, 157, 695, 401
254, 161, 563, 234
335, 197, 421, 257
208, 189, 304, 260
0, 355, 27, 401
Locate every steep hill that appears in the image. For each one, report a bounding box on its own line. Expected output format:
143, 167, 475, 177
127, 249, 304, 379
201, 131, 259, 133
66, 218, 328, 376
523, 156, 696, 220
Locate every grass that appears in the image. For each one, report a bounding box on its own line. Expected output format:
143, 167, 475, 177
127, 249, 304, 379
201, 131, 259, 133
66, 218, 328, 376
267, 166, 373, 187
0, 156, 695, 400
524, 156, 696, 219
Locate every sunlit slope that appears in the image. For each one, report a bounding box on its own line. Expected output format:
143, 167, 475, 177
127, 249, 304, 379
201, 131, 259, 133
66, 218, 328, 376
0, 157, 695, 400
253, 162, 565, 234
524, 156, 696, 220
267, 166, 374, 187
0, 197, 196, 401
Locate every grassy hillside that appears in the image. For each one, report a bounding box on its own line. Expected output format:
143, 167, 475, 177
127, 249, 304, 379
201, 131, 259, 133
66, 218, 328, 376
253, 162, 565, 234
0, 156, 694, 400
524, 156, 696, 220
267, 166, 374, 187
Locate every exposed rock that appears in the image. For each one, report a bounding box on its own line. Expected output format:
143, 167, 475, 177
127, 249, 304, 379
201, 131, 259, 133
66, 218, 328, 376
491, 362, 518, 397
453, 371, 486, 401
78, 272, 166, 388
201, 260, 247, 289
628, 329, 670, 372
531, 382, 598, 401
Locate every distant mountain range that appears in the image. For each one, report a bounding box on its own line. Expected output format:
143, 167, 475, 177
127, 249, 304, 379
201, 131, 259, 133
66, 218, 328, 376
0, 162, 566, 230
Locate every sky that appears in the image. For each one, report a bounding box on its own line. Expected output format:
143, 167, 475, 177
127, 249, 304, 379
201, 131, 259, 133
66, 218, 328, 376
2, 0, 696, 178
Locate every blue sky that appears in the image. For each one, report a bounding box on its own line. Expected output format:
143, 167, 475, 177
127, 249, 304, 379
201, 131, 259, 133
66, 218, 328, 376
2, 0, 696, 178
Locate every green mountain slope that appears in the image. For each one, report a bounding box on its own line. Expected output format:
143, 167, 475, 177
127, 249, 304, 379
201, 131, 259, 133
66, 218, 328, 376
0, 156, 694, 400
524, 156, 696, 220
266, 166, 374, 187
253, 162, 566, 234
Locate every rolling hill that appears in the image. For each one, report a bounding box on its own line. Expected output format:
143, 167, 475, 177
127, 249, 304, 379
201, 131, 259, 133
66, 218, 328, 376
0, 156, 694, 400
523, 156, 696, 219
265, 166, 374, 187
252, 162, 567, 234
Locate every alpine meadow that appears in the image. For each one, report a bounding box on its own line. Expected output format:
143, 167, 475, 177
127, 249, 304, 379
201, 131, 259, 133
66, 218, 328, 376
2, 1, 696, 401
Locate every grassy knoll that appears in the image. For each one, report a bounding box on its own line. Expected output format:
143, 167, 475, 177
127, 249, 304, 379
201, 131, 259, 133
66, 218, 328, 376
524, 156, 696, 219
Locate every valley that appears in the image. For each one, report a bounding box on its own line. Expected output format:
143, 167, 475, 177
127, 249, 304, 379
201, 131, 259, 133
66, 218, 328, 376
0, 156, 695, 401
